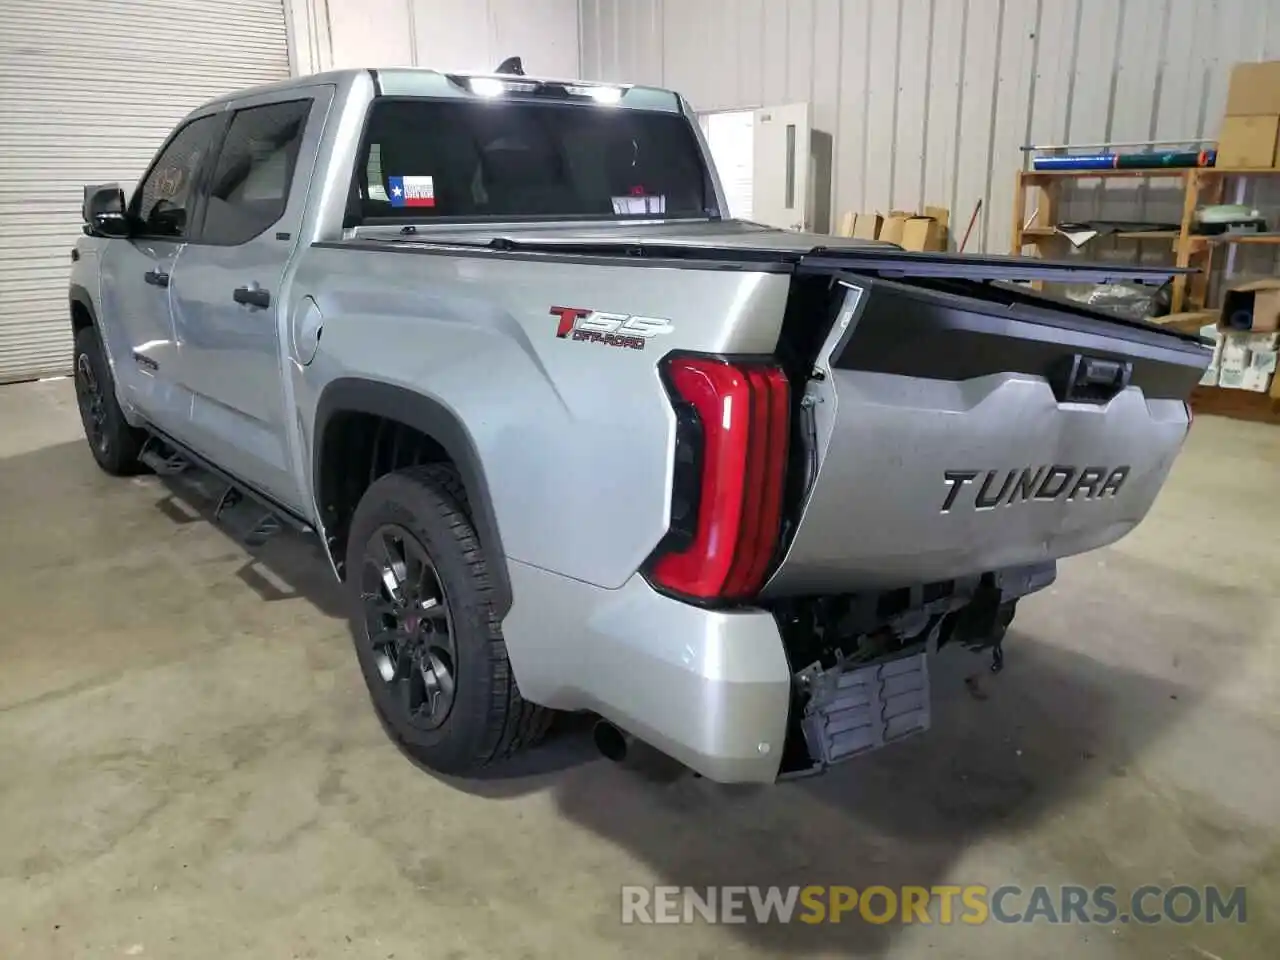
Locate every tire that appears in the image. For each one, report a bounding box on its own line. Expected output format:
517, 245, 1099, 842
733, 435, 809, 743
72, 324, 144, 475
345, 465, 551, 774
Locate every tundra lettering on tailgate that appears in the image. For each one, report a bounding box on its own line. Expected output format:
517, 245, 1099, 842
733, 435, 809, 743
940, 465, 1131, 513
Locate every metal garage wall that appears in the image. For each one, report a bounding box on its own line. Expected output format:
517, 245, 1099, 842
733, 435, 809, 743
286, 0, 580, 78
580, 0, 1280, 253
0, 0, 290, 383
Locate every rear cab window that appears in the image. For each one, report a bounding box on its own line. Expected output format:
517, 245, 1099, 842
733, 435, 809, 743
350, 80, 714, 224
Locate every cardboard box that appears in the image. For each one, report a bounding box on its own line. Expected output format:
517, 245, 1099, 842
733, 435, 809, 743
852, 212, 883, 240
901, 216, 943, 251
1216, 114, 1280, 168
836, 211, 855, 237
924, 205, 950, 230
924, 205, 950, 248
1251, 348, 1278, 373
1199, 365, 1220, 387
1226, 61, 1280, 116
1240, 367, 1272, 392
879, 214, 910, 245
1220, 280, 1280, 332
1218, 366, 1247, 389
1218, 113, 1280, 166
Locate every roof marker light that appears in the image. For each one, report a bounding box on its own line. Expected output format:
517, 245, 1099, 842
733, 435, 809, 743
470, 77, 506, 97
585, 86, 622, 105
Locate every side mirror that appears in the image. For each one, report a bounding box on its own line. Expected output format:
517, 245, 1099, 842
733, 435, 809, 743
82, 184, 131, 238
147, 200, 186, 236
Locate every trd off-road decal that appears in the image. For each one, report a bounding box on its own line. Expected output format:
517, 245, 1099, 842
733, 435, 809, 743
550, 306, 674, 350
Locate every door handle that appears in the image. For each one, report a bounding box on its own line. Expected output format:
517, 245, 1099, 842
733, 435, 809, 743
144, 269, 170, 288
233, 286, 271, 309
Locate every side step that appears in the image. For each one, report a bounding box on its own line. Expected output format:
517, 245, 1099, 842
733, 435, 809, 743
139, 437, 189, 477
793, 653, 931, 774
213, 486, 284, 547
140, 433, 312, 549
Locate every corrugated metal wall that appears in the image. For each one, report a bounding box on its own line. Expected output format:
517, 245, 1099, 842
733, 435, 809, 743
287, 0, 580, 78
580, 0, 1280, 253
0, 0, 291, 382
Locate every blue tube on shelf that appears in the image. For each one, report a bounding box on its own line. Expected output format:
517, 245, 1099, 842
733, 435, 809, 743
1033, 149, 1217, 171
1033, 154, 1118, 171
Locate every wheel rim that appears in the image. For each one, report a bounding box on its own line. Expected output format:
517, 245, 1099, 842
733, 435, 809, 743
74, 352, 109, 454
359, 524, 457, 730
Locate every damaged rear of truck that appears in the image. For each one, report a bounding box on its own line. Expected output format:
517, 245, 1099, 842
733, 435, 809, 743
304, 217, 1206, 780
293, 70, 1210, 782
79, 66, 1211, 783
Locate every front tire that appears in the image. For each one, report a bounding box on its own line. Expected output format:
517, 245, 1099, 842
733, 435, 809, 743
345, 465, 551, 774
73, 325, 143, 475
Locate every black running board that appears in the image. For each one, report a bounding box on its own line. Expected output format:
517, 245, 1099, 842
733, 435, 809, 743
139, 428, 313, 546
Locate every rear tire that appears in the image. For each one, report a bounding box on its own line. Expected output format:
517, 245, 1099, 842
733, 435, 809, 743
73, 324, 144, 475
345, 465, 551, 774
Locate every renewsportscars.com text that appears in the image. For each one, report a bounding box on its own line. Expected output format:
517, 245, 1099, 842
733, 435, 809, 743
620, 884, 1247, 926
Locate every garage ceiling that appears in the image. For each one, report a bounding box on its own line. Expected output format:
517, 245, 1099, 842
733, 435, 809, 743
0, 0, 291, 383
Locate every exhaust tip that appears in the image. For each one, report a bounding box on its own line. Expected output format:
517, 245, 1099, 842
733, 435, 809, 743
592, 720, 630, 763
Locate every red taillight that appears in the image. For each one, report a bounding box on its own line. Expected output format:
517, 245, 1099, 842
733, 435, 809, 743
647, 355, 791, 602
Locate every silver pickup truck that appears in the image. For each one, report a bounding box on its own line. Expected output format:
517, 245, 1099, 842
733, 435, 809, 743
71, 66, 1209, 783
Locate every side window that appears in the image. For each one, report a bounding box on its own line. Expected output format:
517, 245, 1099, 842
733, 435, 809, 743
200, 99, 311, 245
131, 114, 223, 238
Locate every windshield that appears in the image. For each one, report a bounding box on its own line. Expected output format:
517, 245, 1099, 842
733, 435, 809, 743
352, 97, 713, 222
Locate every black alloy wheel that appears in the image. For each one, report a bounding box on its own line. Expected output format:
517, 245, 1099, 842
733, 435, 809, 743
360, 523, 458, 731
71, 324, 144, 475
74, 351, 109, 457
345, 465, 552, 774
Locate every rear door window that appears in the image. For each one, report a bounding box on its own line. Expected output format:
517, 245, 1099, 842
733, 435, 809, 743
199, 99, 311, 245
131, 114, 224, 239
353, 97, 710, 222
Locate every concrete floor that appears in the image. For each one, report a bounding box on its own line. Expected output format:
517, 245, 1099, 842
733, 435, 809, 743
0, 378, 1276, 960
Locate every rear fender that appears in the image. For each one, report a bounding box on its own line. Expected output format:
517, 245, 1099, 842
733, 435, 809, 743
312, 378, 513, 616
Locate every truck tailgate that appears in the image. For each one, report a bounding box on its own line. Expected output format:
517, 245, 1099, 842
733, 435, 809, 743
762, 269, 1211, 597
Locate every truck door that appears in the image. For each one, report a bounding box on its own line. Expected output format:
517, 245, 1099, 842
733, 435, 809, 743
99, 112, 224, 437
168, 87, 332, 514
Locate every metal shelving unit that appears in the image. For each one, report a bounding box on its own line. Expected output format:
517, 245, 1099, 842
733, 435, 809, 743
1011, 166, 1280, 313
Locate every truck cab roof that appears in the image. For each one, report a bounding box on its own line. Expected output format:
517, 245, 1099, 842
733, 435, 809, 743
193, 67, 683, 114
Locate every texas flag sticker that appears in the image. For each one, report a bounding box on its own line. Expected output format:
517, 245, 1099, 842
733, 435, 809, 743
387, 175, 435, 208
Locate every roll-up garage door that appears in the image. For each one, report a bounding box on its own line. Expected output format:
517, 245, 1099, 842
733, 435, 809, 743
0, 0, 291, 382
